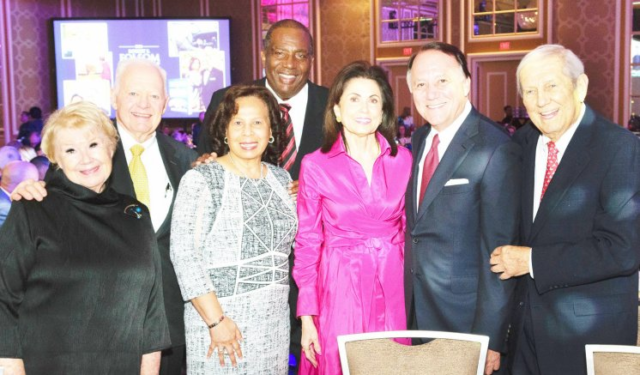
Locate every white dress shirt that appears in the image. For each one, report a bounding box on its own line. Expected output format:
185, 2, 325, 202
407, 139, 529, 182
416, 101, 473, 204
532, 104, 585, 220
529, 103, 585, 277
265, 80, 309, 150
118, 124, 172, 232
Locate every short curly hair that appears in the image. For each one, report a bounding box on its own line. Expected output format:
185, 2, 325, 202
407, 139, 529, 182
206, 85, 285, 166
41, 101, 118, 165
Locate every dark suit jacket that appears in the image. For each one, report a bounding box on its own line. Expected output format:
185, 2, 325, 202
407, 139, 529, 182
0, 189, 11, 227
110, 130, 197, 347
405, 107, 521, 352
509, 105, 640, 374
198, 78, 329, 180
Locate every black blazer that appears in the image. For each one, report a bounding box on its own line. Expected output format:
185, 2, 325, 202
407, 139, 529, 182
111, 130, 197, 347
509, 106, 640, 374
198, 78, 329, 180
405, 108, 521, 352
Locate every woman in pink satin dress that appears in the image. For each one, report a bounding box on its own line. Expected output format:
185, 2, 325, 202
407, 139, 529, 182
293, 61, 412, 374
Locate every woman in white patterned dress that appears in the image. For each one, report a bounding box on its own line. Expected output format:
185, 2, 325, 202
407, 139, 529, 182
171, 85, 297, 374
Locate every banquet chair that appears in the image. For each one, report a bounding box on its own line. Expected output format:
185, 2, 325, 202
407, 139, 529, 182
585, 345, 640, 375
337, 330, 489, 375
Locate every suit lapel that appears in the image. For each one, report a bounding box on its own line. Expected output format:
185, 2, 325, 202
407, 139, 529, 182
155, 132, 184, 234
297, 82, 324, 160
529, 107, 595, 240
156, 133, 181, 193
411, 127, 431, 217
520, 129, 537, 241
415, 111, 478, 223
110, 139, 136, 197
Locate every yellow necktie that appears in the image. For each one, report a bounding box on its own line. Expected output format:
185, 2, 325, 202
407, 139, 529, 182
129, 145, 150, 208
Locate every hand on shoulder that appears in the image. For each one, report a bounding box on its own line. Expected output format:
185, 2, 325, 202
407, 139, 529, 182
10, 179, 47, 202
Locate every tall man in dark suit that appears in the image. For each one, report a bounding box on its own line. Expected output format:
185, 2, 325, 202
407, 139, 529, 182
404, 42, 521, 375
199, 19, 328, 181
198, 19, 328, 368
490, 44, 640, 375
12, 59, 197, 375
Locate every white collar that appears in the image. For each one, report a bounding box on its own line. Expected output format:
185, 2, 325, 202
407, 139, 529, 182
539, 103, 585, 152
431, 100, 472, 143
117, 122, 158, 151
265, 80, 309, 108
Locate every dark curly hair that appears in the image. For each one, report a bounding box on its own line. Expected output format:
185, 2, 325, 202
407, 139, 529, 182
321, 61, 398, 156
207, 85, 285, 165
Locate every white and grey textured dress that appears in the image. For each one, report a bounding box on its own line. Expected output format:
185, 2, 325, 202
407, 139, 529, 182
170, 162, 297, 374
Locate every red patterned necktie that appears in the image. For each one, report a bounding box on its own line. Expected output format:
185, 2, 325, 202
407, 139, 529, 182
541, 141, 558, 200
280, 103, 297, 171
419, 134, 440, 207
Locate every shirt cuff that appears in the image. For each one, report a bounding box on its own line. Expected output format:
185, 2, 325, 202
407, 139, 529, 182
529, 248, 534, 279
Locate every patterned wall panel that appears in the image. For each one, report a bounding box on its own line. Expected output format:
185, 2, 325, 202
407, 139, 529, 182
68, 0, 117, 17
9, 0, 62, 127
0, 0, 9, 142
555, 1, 616, 120
450, 0, 461, 46
160, 0, 202, 17
318, 0, 372, 87
208, 0, 256, 85
0, 0, 256, 142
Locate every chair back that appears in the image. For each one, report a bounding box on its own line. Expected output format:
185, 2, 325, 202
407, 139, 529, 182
337, 330, 489, 375
585, 344, 640, 375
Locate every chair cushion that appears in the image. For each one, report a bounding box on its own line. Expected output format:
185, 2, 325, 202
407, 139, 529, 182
345, 338, 481, 375
593, 352, 640, 375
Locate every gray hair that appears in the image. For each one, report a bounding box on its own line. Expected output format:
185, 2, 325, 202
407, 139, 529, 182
113, 59, 168, 97
516, 44, 584, 95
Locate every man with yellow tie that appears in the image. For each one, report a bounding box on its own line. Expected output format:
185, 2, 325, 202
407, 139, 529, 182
12, 59, 197, 375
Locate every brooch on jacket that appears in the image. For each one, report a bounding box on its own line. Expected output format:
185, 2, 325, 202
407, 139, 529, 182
124, 204, 143, 219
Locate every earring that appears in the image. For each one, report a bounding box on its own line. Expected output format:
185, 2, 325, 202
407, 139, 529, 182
269, 136, 274, 144
336, 115, 342, 123
224, 137, 228, 144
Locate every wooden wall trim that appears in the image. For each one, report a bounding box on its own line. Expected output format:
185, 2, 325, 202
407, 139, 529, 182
617, 0, 630, 126
445, 0, 452, 44
369, 0, 375, 64
465, 0, 544, 44
486, 72, 507, 117
467, 52, 527, 109
0, 0, 15, 143
546, 0, 553, 43
315, 0, 323, 85
251, 0, 259, 80
60, 0, 72, 17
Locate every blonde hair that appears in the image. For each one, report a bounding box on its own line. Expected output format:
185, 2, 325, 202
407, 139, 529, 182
41, 101, 118, 164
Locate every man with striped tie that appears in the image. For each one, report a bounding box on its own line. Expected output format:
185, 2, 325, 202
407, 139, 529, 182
198, 19, 329, 372
199, 19, 328, 182
490, 44, 640, 375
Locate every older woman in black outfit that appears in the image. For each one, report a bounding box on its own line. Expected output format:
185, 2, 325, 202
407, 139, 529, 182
0, 101, 170, 375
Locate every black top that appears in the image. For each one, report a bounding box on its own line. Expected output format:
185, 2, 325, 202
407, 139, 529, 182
0, 169, 171, 374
